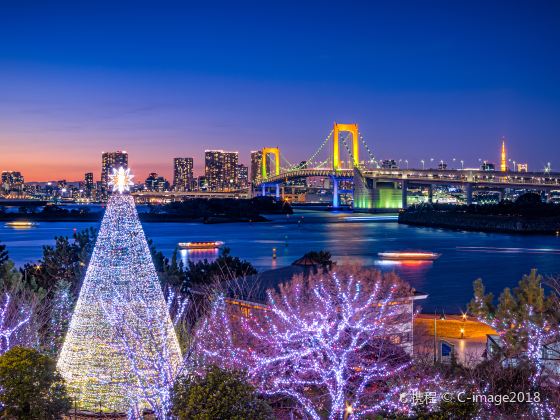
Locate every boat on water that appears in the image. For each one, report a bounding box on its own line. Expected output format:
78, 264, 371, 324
378, 251, 441, 261
178, 241, 225, 250
5, 221, 36, 228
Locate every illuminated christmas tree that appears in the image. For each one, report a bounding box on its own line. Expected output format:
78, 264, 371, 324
57, 168, 182, 414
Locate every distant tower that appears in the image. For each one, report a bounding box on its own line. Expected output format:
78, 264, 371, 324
500, 140, 507, 172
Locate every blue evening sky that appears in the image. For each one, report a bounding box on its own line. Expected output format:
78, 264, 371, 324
1, 1, 559, 180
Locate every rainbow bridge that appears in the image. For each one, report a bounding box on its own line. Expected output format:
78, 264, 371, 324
254, 123, 560, 211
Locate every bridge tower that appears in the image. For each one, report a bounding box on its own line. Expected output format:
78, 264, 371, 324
261, 147, 280, 180
333, 123, 359, 170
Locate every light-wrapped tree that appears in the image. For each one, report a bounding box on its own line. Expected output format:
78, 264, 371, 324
57, 168, 182, 414
193, 266, 434, 419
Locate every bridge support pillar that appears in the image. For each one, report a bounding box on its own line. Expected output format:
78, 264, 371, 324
332, 176, 339, 208
275, 184, 280, 199
465, 183, 473, 205
402, 180, 408, 209
427, 185, 433, 203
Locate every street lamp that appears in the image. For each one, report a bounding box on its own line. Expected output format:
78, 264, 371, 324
421, 160, 425, 170
405, 159, 409, 169
433, 311, 446, 363
460, 160, 464, 170
344, 404, 353, 420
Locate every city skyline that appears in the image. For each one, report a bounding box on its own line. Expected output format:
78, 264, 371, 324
0, 136, 545, 183
2, 1, 560, 181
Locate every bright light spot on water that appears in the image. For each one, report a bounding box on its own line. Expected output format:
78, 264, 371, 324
344, 215, 398, 222
374, 259, 402, 266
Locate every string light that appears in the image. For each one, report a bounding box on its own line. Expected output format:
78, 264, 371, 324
193, 268, 443, 418
472, 295, 559, 418
57, 178, 182, 414
108, 167, 134, 194
0, 293, 32, 354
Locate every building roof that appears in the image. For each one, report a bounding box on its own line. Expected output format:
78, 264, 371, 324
221, 264, 428, 306
291, 256, 319, 266
224, 265, 306, 304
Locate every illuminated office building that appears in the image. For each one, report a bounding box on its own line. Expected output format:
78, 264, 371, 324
0, 171, 25, 194
250, 150, 263, 183
173, 157, 194, 191
84, 172, 94, 198
205, 150, 239, 191
101, 151, 128, 197
237, 164, 249, 189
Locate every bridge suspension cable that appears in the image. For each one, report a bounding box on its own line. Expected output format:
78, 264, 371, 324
314, 157, 331, 169
280, 154, 296, 171
287, 129, 333, 172
359, 133, 378, 167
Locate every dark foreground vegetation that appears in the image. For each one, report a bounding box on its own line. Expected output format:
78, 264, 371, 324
399, 192, 560, 233
0, 196, 292, 224
142, 196, 292, 223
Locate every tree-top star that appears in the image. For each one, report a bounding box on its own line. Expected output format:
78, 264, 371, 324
109, 167, 134, 194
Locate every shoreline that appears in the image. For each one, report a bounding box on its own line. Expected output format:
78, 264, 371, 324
399, 210, 560, 234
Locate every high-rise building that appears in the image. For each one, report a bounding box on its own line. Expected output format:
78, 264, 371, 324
223, 151, 238, 190
205, 150, 222, 191
0, 171, 24, 194
500, 140, 507, 172
204, 150, 239, 191
250, 150, 263, 183
84, 172, 94, 198
173, 158, 194, 191
101, 151, 128, 196
237, 164, 249, 189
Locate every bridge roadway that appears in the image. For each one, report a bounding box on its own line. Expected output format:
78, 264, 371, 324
257, 167, 560, 189
132, 168, 560, 208
257, 167, 560, 209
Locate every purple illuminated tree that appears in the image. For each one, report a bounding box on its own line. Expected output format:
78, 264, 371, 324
193, 266, 434, 419
0, 292, 34, 353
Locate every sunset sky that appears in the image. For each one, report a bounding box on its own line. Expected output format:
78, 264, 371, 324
1, 1, 560, 181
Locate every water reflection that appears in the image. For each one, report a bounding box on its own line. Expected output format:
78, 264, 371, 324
4, 221, 37, 230
374, 259, 434, 270
4, 210, 560, 312
179, 248, 219, 266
